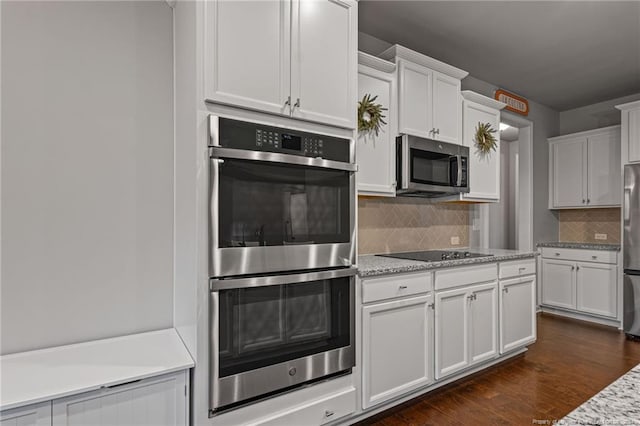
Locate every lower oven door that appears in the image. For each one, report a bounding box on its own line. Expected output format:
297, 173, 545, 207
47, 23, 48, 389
209, 267, 356, 413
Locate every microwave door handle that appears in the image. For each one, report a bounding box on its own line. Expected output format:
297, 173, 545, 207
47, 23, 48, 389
456, 155, 462, 186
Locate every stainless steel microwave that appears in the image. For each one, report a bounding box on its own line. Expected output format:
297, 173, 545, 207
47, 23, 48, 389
396, 134, 470, 197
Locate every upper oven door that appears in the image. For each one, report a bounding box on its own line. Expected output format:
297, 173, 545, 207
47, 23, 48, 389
209, 117, 356, 277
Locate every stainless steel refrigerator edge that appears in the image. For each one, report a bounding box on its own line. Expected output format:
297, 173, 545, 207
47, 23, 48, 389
623, 163, 640, 337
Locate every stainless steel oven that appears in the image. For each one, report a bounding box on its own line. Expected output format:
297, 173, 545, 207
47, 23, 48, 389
396, 134, 469, 197
209, 267, 356, 413
209, 115, 356, 277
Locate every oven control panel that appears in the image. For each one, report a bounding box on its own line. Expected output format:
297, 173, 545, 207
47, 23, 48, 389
217, 117, 350, 163
256, 130, 324, 157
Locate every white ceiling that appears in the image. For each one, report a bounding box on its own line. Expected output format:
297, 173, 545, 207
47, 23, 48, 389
359, 1, 640, 111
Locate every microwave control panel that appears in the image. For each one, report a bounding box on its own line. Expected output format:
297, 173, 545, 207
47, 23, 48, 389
216, 117, 351, 163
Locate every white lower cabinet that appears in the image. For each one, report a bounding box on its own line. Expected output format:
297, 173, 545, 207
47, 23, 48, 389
435, 281, 498, 380
52, 372, 188, 426
499, 276, 537, 353
250, 387, 355, 426
541, 259, 576, 309
540, 248, 619, 321
576, 262, 617, 318
0, 402, 50, 426
362, 294, 434, 409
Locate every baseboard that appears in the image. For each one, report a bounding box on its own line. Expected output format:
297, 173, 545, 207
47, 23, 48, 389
540, 306, 620, 328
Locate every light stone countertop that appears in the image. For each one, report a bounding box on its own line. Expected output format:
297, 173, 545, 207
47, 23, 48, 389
537, 242, 621, 251
562, 363, 640, 425
0, 328, 194, 411
357, 248, 537, 278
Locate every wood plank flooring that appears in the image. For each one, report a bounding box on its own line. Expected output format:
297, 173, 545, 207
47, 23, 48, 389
357, 313, 640, 425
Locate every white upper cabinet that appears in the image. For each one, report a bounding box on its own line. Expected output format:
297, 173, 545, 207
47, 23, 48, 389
356, 53, 397, 196
460, 91, 506, 202
548, 125, 621, 208
616, 100, 640, 164
290, 0, 357, 128
204, 1, 291, 116
379, 45, 468, 144
205, 0, 357, 129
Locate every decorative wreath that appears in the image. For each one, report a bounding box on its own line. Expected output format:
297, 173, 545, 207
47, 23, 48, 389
358, 94, 387, 136
474, 122, 498, 154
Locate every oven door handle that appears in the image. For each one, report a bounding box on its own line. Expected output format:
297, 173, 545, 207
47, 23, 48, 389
210, 267, 358, 291
209, 146, 357, 172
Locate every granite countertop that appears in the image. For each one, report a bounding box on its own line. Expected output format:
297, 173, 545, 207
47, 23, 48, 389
357, 248, 537, 278
537, 242, 621, 251
563, 363, 640, 425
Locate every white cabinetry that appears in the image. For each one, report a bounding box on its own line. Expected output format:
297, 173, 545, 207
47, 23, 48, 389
379, 45, 468, 144
362, 295, 434, 408
548, 126, 621, 208
499, 260, 537, 354
0, 402, 50, 426
357, 53, 397, 196
434, 279, 498, 380
540, 247, 618, 321
455, 91, 506, 202
360, 272, 434, 409
52, 372, 188, 426
205, 0, 357, 128
616, 100, 640, 164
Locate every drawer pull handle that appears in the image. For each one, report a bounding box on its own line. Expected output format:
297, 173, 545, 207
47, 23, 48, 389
518, 267, 526, 272
555, 253, 561, 256
503, 287, 509, 293
399, 285, 408, 290
325, 410, 335, 418
592, 255, 598, 259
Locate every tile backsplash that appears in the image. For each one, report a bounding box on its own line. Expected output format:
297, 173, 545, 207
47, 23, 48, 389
358, 196, 470, 255
558, 208, 621, 244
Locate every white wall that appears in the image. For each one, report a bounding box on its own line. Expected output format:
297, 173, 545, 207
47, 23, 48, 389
559, 92, 640, 134
1, 1, 174, 355
488, 141, 510, 249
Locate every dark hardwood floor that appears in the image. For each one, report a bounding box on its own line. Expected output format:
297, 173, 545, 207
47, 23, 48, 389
358, 313, 640, 425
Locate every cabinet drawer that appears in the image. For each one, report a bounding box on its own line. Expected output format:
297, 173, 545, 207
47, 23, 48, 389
435, 263, 497, 291
540, 247, 617, 264
499, 259, 536, 279
252, 387, 356, 426
362, 272, 432, 304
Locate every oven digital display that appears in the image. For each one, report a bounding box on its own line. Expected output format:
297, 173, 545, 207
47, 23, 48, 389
281, 134, 301, 151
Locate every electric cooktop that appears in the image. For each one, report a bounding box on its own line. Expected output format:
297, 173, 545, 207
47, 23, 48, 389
377, 250, 494, 262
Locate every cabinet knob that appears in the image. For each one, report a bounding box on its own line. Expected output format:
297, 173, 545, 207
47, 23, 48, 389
284, 96, 291, 107
582, 199, 586, 204
503, 287, 509, 293
428, 302, 435, 309
576, 265, 580, 271
435, 128, 440, 135
571, 266, 575, 270
587, 199, 591, 204
293, 98, 301, 109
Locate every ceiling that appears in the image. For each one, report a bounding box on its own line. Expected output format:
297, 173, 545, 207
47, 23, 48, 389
359, 1, 640, 111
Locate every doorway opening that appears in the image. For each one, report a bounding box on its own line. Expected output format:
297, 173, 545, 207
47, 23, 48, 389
470, 113, 533, 251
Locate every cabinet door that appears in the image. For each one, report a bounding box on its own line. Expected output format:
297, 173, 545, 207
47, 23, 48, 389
52, 372, 187, 426
290, 0, 357, 128
551, 138, 586, 207
588, 130, 621, 206
576, 262, 617, 318
629, 107, 640, 163
500, 276, 536, 354
435, 287, 469, 379
462, 100, 501, 200
468, 282, 499, 365
362, 295, 433, 409
357, 64, 396, 196
204, 0, 291, 115
397, 60, 433, 138
541, 259, 576, 310
1, 402, 51, 426
432, 71, 461, 144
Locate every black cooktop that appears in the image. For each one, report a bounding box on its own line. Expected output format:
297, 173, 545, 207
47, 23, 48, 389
377, 250, 494, 262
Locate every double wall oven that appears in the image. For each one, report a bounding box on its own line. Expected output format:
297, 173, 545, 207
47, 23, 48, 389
208, 116, 356, 414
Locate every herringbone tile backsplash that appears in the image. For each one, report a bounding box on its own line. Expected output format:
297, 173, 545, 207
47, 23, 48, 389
558, 208, 621, 244
358, 197, 470, 255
